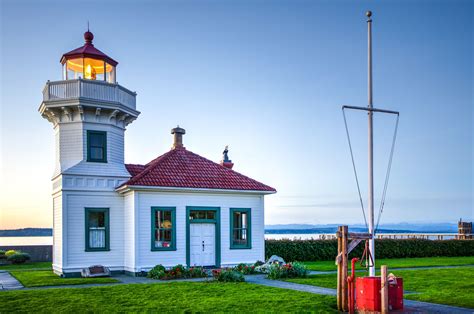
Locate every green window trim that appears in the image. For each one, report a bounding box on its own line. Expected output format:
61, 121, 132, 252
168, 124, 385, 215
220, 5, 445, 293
186, 206, 221, 267
87, 130, 107, 163
230, 208, 251, 249
151, 207, 177, 251
85, 208, 110, 252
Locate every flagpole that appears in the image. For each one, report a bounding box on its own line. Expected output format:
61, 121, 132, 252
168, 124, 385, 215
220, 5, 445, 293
367, 10, 376, 277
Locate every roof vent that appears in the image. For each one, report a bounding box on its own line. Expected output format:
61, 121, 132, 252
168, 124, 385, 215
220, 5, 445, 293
171, 126, 186, 149
220, 145, 234, 169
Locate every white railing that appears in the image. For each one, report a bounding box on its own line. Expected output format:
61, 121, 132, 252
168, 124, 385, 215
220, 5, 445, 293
43, 79, 136, 110
265, 233, 474, 241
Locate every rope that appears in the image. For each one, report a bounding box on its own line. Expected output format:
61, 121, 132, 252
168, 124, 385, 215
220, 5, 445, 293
342, 108, 368, 229
375, 114, 400, 233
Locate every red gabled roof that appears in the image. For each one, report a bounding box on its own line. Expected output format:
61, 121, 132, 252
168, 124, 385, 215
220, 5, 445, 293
122, 148, 276, 192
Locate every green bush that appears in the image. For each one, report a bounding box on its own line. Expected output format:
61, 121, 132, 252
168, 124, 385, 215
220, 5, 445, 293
267, 262, 308, 280
7, 252, 30, 264
147, 264, 166, 279
265, 239, 474, 262
5, 250, 17, 258
188, 266, 208, 278
212, 269, 245, 282
0, 250, 6, 260
254, 260, 265, 267
233, 263, 257, 275
147, 264, 208, 280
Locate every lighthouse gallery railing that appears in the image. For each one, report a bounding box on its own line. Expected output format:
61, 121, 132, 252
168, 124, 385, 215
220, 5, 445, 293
43, 79, 136, 110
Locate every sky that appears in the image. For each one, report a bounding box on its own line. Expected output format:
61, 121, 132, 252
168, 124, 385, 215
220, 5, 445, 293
0, 0, 472, 229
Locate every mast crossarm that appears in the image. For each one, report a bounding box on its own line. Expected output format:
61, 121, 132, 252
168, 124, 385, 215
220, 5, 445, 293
342, 105, 399, 115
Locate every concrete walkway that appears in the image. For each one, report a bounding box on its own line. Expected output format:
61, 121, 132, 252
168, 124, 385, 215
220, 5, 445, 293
0, 271, 23, 290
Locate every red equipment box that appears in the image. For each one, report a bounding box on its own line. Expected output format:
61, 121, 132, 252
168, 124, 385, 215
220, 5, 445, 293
356, 276, 403, 311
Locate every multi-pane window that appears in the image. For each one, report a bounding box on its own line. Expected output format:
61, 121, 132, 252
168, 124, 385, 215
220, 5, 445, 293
189, 210, 215, 220
152, 207, 176, 251
230, 208, 251, 249
87, 131, 107, 162
85, 208, 109, 251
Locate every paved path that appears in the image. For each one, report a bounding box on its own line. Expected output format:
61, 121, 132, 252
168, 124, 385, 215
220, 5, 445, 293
0, 271, 23, 290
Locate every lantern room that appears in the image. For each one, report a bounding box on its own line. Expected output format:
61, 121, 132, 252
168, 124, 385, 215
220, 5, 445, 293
60, 30, 118, 83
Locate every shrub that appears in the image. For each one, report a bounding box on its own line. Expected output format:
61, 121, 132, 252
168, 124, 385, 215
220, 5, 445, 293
212, 268, 245, 282
5, 250, 17, 258
188, 266, 208, 278
267, 262, 308, 280
234, 263, 257, 275
254, 260, 265, 267
7, 252, 30, 264
147, 264, 166, 279
147, 264, 208, 280
0, 250, 6, 260
265, 239, 474, 262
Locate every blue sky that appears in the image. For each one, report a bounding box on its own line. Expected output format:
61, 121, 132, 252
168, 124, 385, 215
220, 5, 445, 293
0, 0, 472, 228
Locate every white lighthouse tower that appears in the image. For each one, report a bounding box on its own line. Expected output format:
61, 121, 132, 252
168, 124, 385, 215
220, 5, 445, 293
39, 30, 139, 275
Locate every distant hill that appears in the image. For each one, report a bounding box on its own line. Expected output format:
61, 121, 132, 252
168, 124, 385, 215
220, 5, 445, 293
265, 223, 458, 234
0, 228, 52, 237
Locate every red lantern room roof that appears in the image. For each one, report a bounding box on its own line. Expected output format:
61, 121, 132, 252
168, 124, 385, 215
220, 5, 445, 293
60, 31, 118, 66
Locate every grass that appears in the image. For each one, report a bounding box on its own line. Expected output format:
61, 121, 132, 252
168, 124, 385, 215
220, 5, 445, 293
10, 270, 119, 287
303, 256, 474, 271
0, 281, 337, 313
287, 266, 474, 309
0, 261, 52, 271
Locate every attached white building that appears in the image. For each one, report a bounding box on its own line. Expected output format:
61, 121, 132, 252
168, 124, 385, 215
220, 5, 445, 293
39, 30, 276, 276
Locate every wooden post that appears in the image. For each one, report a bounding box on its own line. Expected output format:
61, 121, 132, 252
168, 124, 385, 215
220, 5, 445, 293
341, 225, 348, 312
337, 226, 343, 311
381, 265, 389, 314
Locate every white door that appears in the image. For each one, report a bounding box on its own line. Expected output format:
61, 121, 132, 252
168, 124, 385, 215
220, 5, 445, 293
190, 223, 216, 267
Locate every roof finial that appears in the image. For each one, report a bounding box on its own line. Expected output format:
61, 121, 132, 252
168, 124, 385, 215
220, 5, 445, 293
87, 20, 89, 32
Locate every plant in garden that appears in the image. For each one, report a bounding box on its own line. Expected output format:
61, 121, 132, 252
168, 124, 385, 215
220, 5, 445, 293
233, 263, 256, 275
212, 268, 245, 282
0, 250, 6, 260
254, 260, 264, 267
147, 264, 166, 279
267, 262, 308, 280
188, 266, 207, 278
7, 252, 31, 264
5, 250, 17, 258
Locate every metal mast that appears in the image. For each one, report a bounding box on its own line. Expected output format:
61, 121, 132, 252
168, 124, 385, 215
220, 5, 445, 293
367, 10, 376, 277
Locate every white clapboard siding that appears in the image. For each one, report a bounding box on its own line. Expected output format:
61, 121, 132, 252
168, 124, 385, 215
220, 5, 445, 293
135, 191, 264, 270
53, 195, 63, 270
55, 122, 130, 178
64, 192, 124, 270
123, 192, 136, 272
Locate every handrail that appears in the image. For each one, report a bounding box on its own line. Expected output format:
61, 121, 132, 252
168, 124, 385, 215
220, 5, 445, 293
43, 79, 136, 110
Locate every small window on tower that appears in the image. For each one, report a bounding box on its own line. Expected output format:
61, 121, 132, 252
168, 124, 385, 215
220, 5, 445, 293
87, 131, 107, 163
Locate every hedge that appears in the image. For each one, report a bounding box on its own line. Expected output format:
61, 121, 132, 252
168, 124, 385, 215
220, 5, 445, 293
265, 239, 474, 262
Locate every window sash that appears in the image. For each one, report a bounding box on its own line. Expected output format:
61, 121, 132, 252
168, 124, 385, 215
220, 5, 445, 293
87, 131, 107, 162
230, 209, 251, 249
151, 208, 176, 251
85, 208, 109, 251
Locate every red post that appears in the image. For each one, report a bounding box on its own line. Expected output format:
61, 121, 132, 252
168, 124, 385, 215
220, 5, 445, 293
347, 258, 359, 314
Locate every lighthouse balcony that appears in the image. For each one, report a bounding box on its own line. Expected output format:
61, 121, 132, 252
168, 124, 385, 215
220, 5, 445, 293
43, 79, 137, 111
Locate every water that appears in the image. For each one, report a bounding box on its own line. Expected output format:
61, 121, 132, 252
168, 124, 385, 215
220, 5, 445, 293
0, 236, 53, 246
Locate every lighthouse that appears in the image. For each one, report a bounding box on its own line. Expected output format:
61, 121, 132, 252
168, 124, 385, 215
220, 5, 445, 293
39, 30, 139, 275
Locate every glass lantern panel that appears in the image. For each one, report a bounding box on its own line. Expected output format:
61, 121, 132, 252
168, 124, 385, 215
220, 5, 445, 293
66, 58, 84, 80
84, 58, 105, 81
105, 62, 116, 83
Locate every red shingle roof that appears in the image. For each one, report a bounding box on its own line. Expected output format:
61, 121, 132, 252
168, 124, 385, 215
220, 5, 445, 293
122, 148, 276, 192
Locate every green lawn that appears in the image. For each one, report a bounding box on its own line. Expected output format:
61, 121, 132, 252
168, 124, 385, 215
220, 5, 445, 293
10, 270, 119, 287
287, 266, 474, 309
0, 261, 52, 271
0, 281, 337, 313
303, 256, 474, 271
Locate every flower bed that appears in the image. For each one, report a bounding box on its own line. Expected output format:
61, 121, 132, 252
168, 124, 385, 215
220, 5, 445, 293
147, 264, 208, 280
267, 262, 308, 279
212, 268, 245, 282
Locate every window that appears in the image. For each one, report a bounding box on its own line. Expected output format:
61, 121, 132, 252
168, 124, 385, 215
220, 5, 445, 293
189, 210, 215, 220
230, 208, 251, 249
151, 207, 176, 251
87, 131, 107, 162
85, 208, 109, 251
